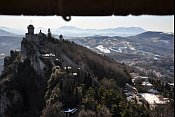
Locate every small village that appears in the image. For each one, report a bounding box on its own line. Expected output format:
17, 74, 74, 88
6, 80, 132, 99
124, 72, 174, 110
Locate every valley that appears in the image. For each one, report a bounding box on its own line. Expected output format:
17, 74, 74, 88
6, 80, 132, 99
72, 32, 174, 83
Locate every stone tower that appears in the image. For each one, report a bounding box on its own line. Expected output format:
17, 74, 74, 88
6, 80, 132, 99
27, 24, 34, 34
59, 35, 63, 41
25, 25, 38, 43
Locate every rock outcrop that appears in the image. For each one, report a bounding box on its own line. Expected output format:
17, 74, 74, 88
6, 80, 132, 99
0, 25, 61, 117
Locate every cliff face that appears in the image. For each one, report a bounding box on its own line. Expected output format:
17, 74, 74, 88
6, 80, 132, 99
21, 33, 48, 77
0, 25, 130, 117
0, 31, 59, 117
0, 51, 45, 117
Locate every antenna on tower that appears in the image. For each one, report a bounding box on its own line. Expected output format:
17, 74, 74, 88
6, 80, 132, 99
30, 20, 32, 25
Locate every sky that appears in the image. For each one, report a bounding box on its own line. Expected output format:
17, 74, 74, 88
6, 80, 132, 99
0, 15, 174, 33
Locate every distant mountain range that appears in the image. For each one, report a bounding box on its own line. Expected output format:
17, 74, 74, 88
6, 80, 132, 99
0, 26, 25, 36
0, 26, 146, 37
54, 26, 146, 37
135, 31, 174, 39
0, 29, 19, 37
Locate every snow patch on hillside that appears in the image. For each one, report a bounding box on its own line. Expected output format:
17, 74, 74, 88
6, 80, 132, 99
96, 45, 110, 53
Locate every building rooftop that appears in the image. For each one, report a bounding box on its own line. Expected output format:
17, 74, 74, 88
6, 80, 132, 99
141, 81, 153, 86
140, 93, 169, 105
168, 83, 174, 86
63, 108, 78, 114
42, 53, 55, 57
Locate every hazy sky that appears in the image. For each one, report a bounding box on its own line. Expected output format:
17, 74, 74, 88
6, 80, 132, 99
0, 15, 174, 33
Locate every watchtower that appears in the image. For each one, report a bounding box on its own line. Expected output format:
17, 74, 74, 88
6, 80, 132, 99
59, 35, 63, 41
27, 24, 34, 34
25, 25, 38, 42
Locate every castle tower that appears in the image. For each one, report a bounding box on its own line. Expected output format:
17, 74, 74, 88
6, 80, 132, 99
27, 24, 34, 34
25, 25, 38, 43
59, 35, 63, 41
